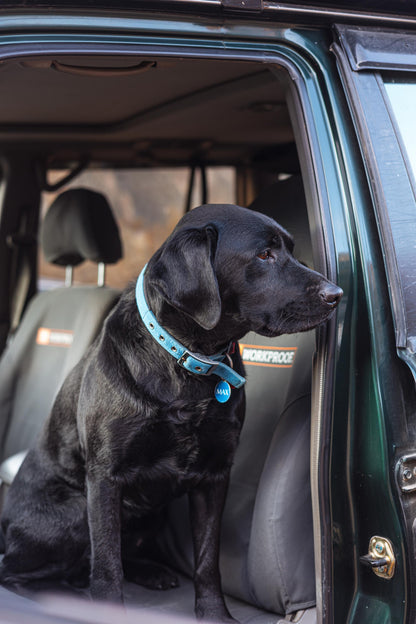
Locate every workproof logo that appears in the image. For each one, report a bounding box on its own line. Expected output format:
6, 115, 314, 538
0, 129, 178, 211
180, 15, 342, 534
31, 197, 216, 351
239, 344, 297, 368
36, 327, 74, 348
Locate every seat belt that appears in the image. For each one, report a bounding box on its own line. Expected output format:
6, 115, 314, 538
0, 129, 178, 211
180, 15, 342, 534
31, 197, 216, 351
185, 165, 208, 213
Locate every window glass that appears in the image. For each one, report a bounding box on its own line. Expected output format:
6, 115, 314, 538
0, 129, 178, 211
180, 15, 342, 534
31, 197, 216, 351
384, 81, 416, 181
39, 167, 235, 290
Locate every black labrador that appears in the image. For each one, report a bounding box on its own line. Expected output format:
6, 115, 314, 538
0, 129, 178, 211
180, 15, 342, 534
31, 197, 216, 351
0, 204, 342, 622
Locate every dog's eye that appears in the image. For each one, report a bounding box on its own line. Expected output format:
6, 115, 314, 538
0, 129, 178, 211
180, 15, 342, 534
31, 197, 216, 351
257, 250, 271, 260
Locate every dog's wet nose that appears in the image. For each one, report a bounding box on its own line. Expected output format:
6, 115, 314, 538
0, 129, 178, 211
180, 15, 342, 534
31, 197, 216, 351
319, 284, 343, 307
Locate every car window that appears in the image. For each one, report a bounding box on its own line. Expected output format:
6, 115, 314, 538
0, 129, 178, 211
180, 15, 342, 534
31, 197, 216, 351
39, 167, 235, 290
384, 80, 416, 184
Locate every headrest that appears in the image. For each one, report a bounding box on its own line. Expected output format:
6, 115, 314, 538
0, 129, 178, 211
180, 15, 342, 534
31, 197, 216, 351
249, 175, 313, 268
41, 188, 122, 267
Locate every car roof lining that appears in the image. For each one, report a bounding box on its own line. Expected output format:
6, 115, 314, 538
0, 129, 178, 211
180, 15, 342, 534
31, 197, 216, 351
0, 54, 295, 168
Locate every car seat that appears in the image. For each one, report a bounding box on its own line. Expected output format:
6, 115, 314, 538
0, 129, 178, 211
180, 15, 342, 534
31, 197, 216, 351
0, 188, 122, 491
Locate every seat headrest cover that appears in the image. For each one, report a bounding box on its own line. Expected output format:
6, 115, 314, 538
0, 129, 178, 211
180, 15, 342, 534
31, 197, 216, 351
41, 188, 123, 266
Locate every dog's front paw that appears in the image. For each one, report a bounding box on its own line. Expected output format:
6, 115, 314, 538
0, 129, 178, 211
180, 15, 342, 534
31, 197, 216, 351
195, 599, 238, 623
144, 565, 179, 591
89, 578, 124, 604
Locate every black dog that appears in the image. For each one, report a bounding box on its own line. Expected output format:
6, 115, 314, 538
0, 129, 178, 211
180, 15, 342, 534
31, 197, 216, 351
0, 204, 342, 622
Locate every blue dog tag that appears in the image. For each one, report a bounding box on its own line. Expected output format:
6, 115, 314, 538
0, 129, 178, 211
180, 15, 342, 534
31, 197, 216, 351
215, 380, 231, 403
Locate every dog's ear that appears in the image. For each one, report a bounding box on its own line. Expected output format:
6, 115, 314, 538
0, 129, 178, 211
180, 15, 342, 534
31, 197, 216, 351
147, 225, 221, 330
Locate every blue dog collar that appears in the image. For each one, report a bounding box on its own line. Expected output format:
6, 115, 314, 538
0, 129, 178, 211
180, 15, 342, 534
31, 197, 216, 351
135, 266, 246, 391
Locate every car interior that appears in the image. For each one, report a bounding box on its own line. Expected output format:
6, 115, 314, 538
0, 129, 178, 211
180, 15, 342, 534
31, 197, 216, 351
0, 53, 322, 624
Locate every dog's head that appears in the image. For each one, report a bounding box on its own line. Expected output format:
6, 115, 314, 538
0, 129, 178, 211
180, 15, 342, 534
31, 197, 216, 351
146, 204, 342, 338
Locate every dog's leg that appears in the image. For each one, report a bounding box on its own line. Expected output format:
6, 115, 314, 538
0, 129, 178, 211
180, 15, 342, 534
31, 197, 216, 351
86, 474, 124, 603
189, 476, 236, 623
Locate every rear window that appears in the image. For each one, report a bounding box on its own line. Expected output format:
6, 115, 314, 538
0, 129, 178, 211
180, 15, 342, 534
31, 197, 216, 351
39, 167, 235, 290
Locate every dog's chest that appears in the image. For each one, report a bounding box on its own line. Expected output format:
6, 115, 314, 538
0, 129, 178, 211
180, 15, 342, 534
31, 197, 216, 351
111, 401, 241, 511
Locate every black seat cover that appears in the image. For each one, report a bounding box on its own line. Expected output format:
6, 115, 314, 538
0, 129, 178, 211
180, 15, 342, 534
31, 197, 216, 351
0, 188, 122, 462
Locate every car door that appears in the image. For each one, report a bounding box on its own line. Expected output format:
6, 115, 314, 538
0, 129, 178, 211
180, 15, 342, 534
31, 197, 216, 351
333, 24, 416, 624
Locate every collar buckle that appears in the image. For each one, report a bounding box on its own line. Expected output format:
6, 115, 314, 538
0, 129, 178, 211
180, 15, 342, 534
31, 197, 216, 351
177, 352, 190, 368
178, 350, 219, 376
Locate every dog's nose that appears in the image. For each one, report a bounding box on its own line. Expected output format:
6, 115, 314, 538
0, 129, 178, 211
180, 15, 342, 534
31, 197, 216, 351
319, 283, 343, 307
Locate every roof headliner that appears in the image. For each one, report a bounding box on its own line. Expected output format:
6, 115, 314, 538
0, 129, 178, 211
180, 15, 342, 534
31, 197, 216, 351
0, 54, 295, 168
